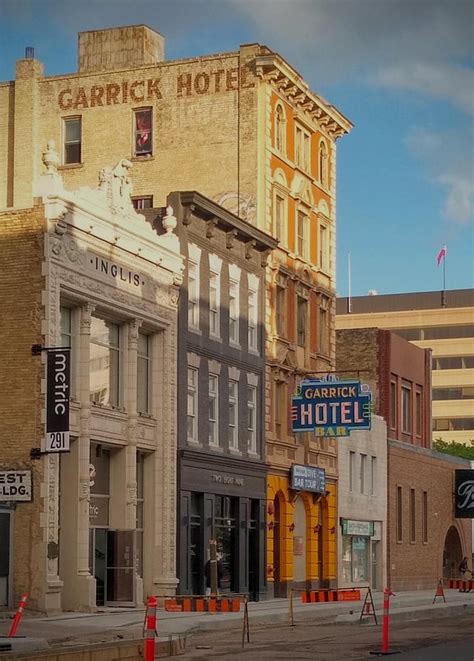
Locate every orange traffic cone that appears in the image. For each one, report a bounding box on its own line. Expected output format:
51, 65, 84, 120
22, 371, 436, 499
432, 578, 446, 604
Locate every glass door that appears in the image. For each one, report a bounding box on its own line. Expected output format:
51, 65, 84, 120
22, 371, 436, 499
106, 530, 135, 605
0, 511, 11, 607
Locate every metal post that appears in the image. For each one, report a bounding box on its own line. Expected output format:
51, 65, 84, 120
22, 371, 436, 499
8, 593, 28, 637
144, 595, 157, 661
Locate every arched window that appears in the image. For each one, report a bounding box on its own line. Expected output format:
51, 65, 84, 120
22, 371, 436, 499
319, 140, 328, 188
275, 104, 285, 154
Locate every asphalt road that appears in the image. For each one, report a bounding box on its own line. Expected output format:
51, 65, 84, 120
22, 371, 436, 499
180, 614, 474, 659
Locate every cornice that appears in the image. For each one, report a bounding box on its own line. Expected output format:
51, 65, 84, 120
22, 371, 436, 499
255, 53, 353, 139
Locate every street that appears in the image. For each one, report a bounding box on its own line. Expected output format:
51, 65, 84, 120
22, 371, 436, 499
180, 614, 474, 659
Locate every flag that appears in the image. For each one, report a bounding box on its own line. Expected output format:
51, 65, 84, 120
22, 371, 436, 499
437, 245, 447, 266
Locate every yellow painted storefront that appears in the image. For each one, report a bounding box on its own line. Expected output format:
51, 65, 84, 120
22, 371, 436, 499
266, 474, 338, 596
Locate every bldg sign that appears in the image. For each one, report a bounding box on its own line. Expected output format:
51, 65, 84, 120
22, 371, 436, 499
290, 465, 326, 493
291, 376, 372, 437
46, 348, 70, 452
454, 470, 474, 518
342, 519, 374, 536
0, 471, 32, 501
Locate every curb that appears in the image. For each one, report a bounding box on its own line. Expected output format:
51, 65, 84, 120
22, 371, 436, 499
336, 601, 474, 626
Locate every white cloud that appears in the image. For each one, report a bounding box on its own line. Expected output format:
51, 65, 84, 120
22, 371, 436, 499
373, 62, 474, 116
405, 127, 474, 225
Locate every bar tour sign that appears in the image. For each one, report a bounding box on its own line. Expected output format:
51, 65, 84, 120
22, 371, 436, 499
46, 348, 71, 452
291, 375, 372, 437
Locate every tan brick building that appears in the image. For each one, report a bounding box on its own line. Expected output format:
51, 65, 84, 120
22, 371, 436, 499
0, 24, 352, 597
0, 148, 183, 613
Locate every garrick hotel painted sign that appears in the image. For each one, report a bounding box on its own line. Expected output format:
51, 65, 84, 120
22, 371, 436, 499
291, 375, 372, 437
57, 66, 255, 110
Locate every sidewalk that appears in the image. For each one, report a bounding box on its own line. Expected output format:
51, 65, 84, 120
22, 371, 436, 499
1, 588, 473, 654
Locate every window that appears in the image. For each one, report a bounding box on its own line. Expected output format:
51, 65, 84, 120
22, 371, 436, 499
275, 381, 286, 438
415, 390, 422, 436
60, 307, 72, 349
247, 274, 258, 351
209, 255, 222, 338
432, 387, 474, 400
133, 108, 152, 157
229, 380, 239, 450
360, 454, 367, 494
228, 265, 241, 345
63, 117, 81, 164
297, 296, 307, 347
319, 140, 328, 187
349, 451, 355, 492
433, 355, 474, 370
276, 285, 286, 336
209, 273, 219, 336
137, 332, 151, 414
370, 456, 376, 495
422, 491, 428, 543
188, 245, 201, 330
433, 417, 474, 431
401, 385, 412, 434
187, 367, 198, 442
132, 196, 153, 210
319, 224, 329, 271
297, 210, 309, 258
410, 488, 416, 543
90, 317, 120, 407
247, 385, 257, 454
318, 299, 329, 355
295, 125, 310, 170
208, 374, 219, 446
275, 104, 285, 153
390, 380, 397, 430
136, 452, 145, 576
60, 306, 74, 397
229, 282, 239, 343
274, 193, 285, 241
188, 262, 199, 328
396, 486, 403, 542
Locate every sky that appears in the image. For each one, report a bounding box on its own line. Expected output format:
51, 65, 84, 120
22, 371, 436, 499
1, 0, 473, 296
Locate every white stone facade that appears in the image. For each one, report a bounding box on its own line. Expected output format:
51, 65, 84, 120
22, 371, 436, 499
37, 144, 183, 612
337, 415, 388, 591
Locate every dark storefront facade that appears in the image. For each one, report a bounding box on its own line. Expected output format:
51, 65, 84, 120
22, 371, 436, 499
179, 455, 267, 599
151, 191, 276, 602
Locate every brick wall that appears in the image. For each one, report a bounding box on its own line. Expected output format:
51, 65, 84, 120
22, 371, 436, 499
0, 203, 45, 605
388, 441, 472, 591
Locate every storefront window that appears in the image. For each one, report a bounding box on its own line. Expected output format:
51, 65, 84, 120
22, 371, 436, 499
215, 496, 238, 592
342, 535, 370, 583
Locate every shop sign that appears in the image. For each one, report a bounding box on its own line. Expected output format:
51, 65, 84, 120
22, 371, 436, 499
46, 348, 70, 452
89, 496, 109, 526
211, 474, 244, 487
454, 470, 474, 518
291, 375, 372, 437
290, 465, 326, 493
0, 471, 32, 501
342, 519, 374, 537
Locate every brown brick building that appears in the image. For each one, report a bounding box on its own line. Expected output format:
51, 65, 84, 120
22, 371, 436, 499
0, 24, 352, 596
337, 328, 471, 591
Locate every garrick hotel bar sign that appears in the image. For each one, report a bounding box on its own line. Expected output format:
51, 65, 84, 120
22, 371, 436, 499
291, 375, 372, 437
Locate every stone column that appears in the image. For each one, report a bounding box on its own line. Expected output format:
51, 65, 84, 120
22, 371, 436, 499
150, 323, 179, 596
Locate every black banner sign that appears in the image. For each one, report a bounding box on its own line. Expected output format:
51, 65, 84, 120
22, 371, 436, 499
46, 348, 70, 452
454, 469, 474, 518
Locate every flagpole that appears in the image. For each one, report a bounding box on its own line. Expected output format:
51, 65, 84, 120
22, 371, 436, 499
348, 252, 352, 313
441, 245, 446, 307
